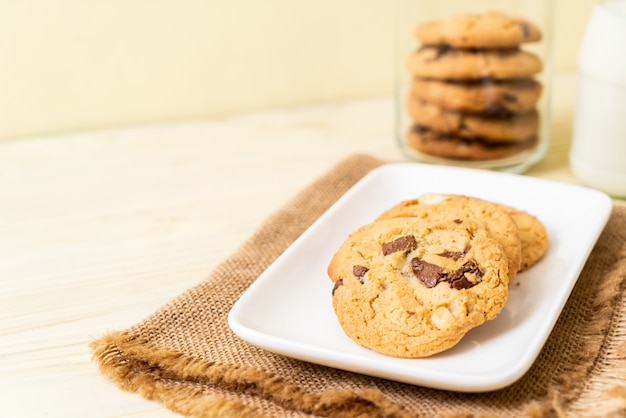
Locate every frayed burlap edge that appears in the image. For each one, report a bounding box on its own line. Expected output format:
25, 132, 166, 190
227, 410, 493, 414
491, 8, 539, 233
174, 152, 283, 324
91, 332, 415, 418
91, 333, 271, 418
91, 155, 626, 418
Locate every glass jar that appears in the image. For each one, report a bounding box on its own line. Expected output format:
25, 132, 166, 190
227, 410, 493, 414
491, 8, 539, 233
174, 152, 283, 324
394, 0, 554, 173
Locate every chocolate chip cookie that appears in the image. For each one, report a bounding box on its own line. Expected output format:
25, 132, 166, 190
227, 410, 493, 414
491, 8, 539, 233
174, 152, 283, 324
407, 46, 542, 80
407, 125, 538, 161
407, 98, 539, 142
328, 217, 509, 358
409, 78, 542, 114
415, 12, 542, 48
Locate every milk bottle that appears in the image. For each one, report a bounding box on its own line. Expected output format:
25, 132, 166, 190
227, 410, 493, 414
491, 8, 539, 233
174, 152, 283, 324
570, 0, 626, 197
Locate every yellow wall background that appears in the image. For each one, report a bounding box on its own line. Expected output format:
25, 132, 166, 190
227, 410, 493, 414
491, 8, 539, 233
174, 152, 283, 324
0, 0, 595, 140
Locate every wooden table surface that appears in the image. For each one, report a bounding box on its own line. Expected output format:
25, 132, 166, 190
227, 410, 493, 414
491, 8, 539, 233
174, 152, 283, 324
1, 73, 623, 418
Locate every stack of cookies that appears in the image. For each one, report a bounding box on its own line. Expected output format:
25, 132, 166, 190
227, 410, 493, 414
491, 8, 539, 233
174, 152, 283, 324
405, 12, 544, 161
327, 194, 548, 358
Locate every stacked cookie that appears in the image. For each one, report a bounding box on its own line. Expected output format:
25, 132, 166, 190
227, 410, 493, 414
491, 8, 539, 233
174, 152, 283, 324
405, 12, 543, 161
327, 194, 548, 358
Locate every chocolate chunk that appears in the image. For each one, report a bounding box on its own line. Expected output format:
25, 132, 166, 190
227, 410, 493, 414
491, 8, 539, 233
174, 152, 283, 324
352, 265, 369, 283
411, 258, 443, 288
450, 274, 473, 290
382, 235, 417, 256
521, 22, 530, 39
438, 245, 471, 260
484, 102, 508, 116
420, 45, 453, 60
438, 251, 464, 260
332, 280, 343, 296
353, 265, 369, 278
503, 93, 518, 103
433, 44, 452, 59
449, 261, 482, 289
453, 219, 463, 224
412, 124, 429, 134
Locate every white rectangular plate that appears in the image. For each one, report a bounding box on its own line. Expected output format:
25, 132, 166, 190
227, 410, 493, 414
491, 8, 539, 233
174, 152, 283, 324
228, 162, 612, 392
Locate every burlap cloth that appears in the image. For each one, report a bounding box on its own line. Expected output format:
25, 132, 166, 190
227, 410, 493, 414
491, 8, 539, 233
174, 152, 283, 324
91, 154, 626, 418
